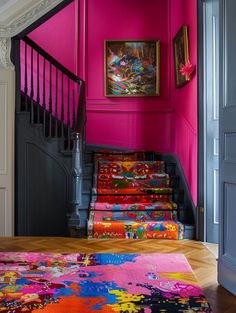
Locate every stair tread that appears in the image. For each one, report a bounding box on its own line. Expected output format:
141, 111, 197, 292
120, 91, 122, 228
91, 194, 170, 203
91, 217, 182, 225
97, 160, 165, 175
88, 218, 184, 240
89, 211, 178, 224
90, 200, 177, 211
92, 187, 173, 195
87, 153, 189, 240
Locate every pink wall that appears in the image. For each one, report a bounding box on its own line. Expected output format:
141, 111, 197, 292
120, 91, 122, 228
170, 0, 198, 204
84, 0, 173, 152
29, 1, 77, 74
25, 1, 79, 128
84, 0, 197, 203
27, 0, 197, 203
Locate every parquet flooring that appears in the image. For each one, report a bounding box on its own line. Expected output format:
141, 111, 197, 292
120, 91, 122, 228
0, 237, 235, 313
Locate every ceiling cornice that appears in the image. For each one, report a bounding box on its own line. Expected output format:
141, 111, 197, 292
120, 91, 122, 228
0, 38, 14, 70
0, 0, 64, 38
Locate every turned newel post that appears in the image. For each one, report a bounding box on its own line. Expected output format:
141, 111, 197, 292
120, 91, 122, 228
68, 132, 82, 236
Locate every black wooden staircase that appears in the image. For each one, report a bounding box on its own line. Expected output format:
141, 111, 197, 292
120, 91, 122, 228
15, 36, 86, 237
14, 37, 195, 239
85, 150, 195, 239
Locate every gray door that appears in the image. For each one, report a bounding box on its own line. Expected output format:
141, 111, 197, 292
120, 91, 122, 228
204, 0, 220, 243
218, 0, 236, 295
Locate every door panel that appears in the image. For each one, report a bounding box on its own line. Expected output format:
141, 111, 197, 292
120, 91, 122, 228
205, 0, 219, 243
218, 0, 236, 295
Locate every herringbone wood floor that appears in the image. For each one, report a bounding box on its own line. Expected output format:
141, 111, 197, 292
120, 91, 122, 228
0, 237, 235, 313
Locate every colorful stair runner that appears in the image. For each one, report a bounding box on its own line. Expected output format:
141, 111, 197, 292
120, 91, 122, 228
88, 152, 184, 239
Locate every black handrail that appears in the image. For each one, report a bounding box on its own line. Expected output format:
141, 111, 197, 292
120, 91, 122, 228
23, 36, 81, 83
21, 35, 86, 138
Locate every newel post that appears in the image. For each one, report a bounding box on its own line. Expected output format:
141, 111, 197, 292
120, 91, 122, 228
68, 132, 82, 237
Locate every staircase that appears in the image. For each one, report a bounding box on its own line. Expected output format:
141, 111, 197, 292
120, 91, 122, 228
15, 36, 86, 237
14, 36, 195, 239
87, 151, 195, 239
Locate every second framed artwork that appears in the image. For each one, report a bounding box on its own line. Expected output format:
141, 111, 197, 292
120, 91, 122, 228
105, 40, 160, 97
173, 25, 189, 88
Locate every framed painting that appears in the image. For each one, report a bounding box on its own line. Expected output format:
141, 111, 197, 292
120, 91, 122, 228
173, 25, 189, 88
105, 40, 160, 97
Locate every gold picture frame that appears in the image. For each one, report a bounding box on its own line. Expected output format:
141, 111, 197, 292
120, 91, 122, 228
173, 25, 189, 88
105, 40, 160, 97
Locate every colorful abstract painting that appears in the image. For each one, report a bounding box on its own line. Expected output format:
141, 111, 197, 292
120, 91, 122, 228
105, 40, 160, 96
0, 253, 212, 312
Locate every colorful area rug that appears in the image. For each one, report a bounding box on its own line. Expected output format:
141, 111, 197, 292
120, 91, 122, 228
0, 252, 211, 312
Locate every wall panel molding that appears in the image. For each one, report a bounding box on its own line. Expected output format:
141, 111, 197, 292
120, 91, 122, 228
86, 101, 173, 114
0, 38, 14, 70
0, 69, 15, 236
0, 83, 7, 175
0, 188, 7, 236
223, 132, 236, 163
212, 15, 219, 120
175, 111, 197, 135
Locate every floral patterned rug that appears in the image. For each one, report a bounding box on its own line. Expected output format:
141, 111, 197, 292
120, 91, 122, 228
0, 252, 212, 312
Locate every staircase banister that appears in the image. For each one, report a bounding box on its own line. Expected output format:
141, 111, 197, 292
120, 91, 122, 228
23, 36, 81, 83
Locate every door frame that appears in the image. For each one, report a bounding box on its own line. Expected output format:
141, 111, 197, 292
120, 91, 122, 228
197, 0, 220, 243
197, 0, 206, 242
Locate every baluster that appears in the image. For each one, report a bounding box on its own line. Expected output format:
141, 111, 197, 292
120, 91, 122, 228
72, 90, 75, 130
79, 81, 86, 148
61, 73, 64, 137
24, 42, 28, 111
68, 132, 82, 237
43, 58, 46, 135
67, 78, 70, 127
48, 63, 52, 137
36, 52, 40, 123
83, 83, 86, 148
43, 58, 46, 109
67, 78, 70, 150
30, 46, 34, 123
55, 68, 58, 138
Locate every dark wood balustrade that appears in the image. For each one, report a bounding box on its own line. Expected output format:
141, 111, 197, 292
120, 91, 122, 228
19, 36, 86, 235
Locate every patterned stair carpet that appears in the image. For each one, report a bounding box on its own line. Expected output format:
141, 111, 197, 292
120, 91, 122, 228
88, 152, 185, 239
0, 252, 212, 312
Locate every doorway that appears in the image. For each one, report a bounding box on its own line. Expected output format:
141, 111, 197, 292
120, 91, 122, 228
198, 0, 219, 243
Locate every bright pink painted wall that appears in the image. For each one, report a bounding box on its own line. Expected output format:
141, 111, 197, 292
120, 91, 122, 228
170, 0, 198, 204
85, 0, 173, 152
25, 1, 79, 128
26, 0, 198, 203
29, 1, 77, 74
84, 0, 197, 203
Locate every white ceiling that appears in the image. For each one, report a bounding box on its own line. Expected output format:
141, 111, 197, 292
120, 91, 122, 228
0, 0, 43, 26
0, 0, 19, 11
0, 0, 64, 37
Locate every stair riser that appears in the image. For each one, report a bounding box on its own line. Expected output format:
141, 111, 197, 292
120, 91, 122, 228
89, 221, 184, 240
